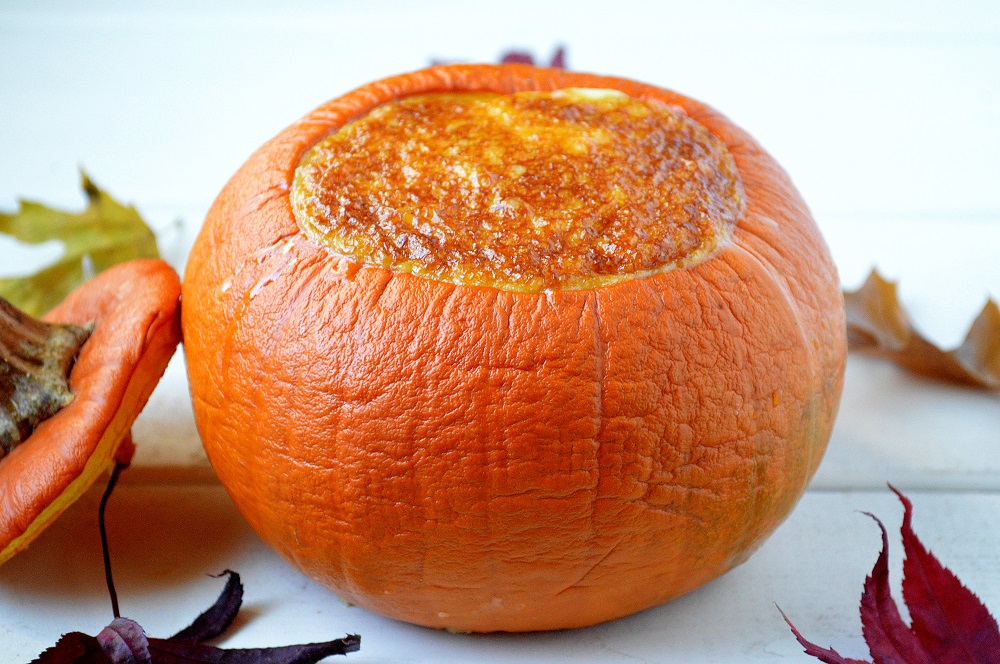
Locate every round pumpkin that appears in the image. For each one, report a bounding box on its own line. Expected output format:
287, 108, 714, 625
181, 64, 846, 632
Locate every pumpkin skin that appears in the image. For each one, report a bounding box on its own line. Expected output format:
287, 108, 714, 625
182, 64, 846, 632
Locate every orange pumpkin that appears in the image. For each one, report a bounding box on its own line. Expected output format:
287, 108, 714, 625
182, 64, 846, 632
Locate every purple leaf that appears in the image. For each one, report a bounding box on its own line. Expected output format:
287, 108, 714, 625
33, 573, 360, 663
498, 50, 534, 65
170, 571, 243, 643
33, 467, 361, 663
31, 632, 109, 664
96, 618, 151, 664
549, 46, 567, 69
146, 634, 361, 663
498, 46, 567, 69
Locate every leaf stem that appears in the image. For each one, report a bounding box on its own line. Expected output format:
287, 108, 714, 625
99, 461, 127, 619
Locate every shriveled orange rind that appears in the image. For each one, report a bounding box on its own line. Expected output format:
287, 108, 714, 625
0, 259, 181, 564
183, 65, 847, 632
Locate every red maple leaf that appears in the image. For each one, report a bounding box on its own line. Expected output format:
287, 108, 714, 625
781, 487, 1000, 663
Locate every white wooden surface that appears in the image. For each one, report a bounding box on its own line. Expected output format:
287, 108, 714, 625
2, 2, 999, 662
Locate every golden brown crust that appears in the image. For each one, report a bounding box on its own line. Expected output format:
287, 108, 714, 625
293, 90, 744, 291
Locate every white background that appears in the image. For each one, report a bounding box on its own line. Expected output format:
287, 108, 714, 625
1, 2, 999, 662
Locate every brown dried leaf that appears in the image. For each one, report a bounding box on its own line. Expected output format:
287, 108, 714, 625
845, 269, 1000, 389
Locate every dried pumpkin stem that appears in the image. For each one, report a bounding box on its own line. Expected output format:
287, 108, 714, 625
0, 296, 91, 457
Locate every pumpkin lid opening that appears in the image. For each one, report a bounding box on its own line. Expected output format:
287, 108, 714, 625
292, 88, 745, 292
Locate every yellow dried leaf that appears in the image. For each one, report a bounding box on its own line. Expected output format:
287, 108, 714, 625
0, 173, 159, 316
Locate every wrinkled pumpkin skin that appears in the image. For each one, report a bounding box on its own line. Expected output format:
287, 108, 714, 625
182, 64, 846, 632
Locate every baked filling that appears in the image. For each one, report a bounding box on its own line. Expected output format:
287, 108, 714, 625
292, 88, 744, 292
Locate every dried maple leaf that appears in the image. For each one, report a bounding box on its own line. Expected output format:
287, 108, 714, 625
781, 487, 1000, 663
844, 269, 1000, 389
31, 464, 361, 663
498, 45, 567, 68
433, 45, 568, 69
0, 172, 159, 317
34, 579, 361, 663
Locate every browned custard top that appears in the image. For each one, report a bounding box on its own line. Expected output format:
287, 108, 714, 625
292, 89, 744, 292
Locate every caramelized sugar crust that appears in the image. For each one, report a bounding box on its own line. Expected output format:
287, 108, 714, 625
292, 89, 744, 292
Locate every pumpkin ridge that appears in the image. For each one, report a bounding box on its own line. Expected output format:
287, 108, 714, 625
587, 289, 608, 563
720, 241, 816, 373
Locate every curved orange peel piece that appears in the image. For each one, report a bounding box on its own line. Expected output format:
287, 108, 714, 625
0, 258, 181, 564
